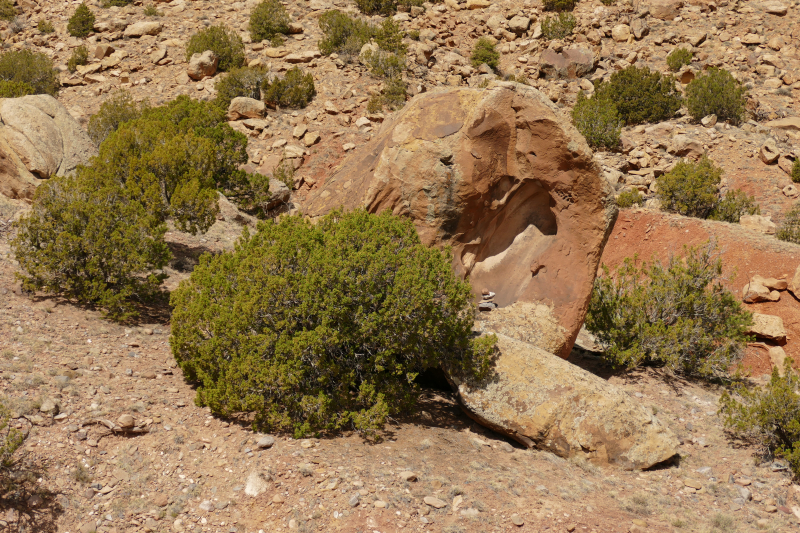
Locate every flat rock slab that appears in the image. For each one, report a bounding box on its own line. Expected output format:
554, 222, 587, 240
450, 333, 679, 469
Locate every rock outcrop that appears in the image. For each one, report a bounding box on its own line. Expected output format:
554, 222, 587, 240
0, 95, 97, 201
304, 83, 678, 468
450, 333, 679, 469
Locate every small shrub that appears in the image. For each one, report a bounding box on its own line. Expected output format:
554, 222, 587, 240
0, 81, 35, 98
0, 401, 26, 489
571, 91, 621, 150
595, 66, 682, 125
505, 73, 530, 85
656, 155, 722, 219
363, 50, 406, 80
87, 90, 146, 146
169, 209, 496, 437
380, 76, 407, 110
0, 49, 60, 96
791, 158, 800, 184
355, 0, 421, 15
408, 29, 420, 41
367, 93, 383, 113
185, 25, 245, 72
262, 67, 316, 108
67, 45, 89, 73
11, 173, 170, 320
68, 3, 96, 38
720, 358, 800, 478
708, 190, 760, 223
143, 5, 163, 17
686, 68, 747, 125
470, 37, 499, 71
101, 0, 132, 6
375, 18, 406, 55
37, 20, 55, 34
249, 0, 290, 44
666, 47, 692, 72
586, 242, 752, 377
213, 66, 270, 110
540, 12, 576, 40
97, 96, 266, 226
0, 0, 15, 21
617, 189, 643, 208
318, 10, 375, 58
777, 203, 800, 244
543, 0, 577, 11
272, 159, 294, 190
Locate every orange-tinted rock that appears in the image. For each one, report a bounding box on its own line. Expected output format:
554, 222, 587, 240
304, 82, 616, 359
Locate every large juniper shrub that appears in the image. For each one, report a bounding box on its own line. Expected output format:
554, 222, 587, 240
586, 242, 752, 378
571, 91, 621, 150
720, 359, 800, 477
249, 0, 290, 44
87, 90, 147, 146
595, 65, 682, 125
657, 155, 759, 222
686, 68, 747, 125
67, 2, 95, 38
170, 209, 496, 437
0, 49, 60, 96
11, 172, 170, 320
262, 67, 316, 108
317, 10, 376, 58
12, 97, 270, 318
470, 37, 499, 70
213, 66, 271, 109
185, 25, 245, 72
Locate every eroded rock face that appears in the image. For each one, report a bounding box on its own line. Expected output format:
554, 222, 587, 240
450, 334, 679, 469
0, 95, 97, 201
304, 82, 616, 358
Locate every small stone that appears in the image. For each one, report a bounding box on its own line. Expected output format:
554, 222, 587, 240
765, 505, 778, 513
399, 471, 417, 482
153, 494, 169, 507
343, 142, 356, 151
684, 479, 702, 490
199, 500, 213, 511
348, 494, 360, 507
423, 496, 446, 508
511, 514, 524, 526
117, 414, 135, 429
272, 494, 285, 503
300, 440, 314, 448
374, 500, 387, 508
256, 435, 275, 449
631, 519, 647, 527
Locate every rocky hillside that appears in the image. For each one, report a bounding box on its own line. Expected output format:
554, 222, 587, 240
1, 0, 800, 531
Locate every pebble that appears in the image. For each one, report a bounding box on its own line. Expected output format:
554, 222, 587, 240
374, 500, 387, 508
511, 514, 524, 526
272, 494, 285, 503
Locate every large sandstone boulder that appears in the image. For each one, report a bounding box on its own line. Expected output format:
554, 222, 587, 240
0, 95, 97, 201
304, 82, 615, 358
303, 83, 678, 468
450, 333, 679, 468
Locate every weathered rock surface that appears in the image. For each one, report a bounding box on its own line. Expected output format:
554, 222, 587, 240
747, 313, 787, 342
304, 82, 616, 359
227, 97, 265, 120
450, 333, 679, 469
539, 47, 595, 79
187, 50, 219, 80
0, 95, 97, 201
